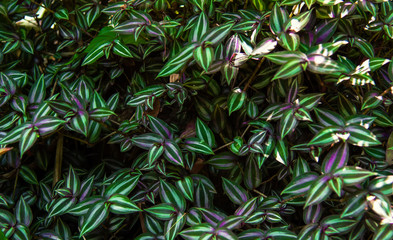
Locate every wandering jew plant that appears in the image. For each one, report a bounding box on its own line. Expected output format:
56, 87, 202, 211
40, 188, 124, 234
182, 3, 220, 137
1, 0, 393, 239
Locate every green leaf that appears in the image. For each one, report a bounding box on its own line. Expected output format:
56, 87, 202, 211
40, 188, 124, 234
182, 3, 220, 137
282, 172, 318, 195
307, 54, 343, 74
180, 224, 214, 240
308, 126, 342, 146
227, 88, 246, 115
201, 23, 233, 45
79, 201, 109, 237
21, 40, 34, 54
184, 138, 214, 155
280, 109, 297, 139
55, 8, 69, 20
164, 140, 184, 167
145, 203, 176, 220
189, 12, 209, 43
19, 127, 38, 157
176, 176, 194, 201
113, 39, 134, 58
48, 198, 77, 218
305, 175, 332, 207
195, 118, 216, 148
15, 197, 33, 227
273, 59, 304, 80
159, 179, 186, 212
20, 165, 38, 185
108, 194, 141, 214
82, 43, 107, 65
157, 44, 196, 78
222, 177, 248, 205
346, 125, 381, 147
104, 173, 140, 197
148, 144, 164, 166
341, 193, 367, 218
321, 143, 349, 174
70, 110, 89, 137
269, 4, 288, 34
164, 212, 186, 240
194, 45, 214, 72
333, 166, 376, 186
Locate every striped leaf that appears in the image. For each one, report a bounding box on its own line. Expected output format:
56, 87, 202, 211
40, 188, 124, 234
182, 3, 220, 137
70, 110, 89, 137
148, 115, 172, 139
108, 194, 141, 214
15, 197, 33, 227
305, 175, 332, 207
194, 45, 214, 72
82, 42, 107, 65
184, 138, 214, 155
67, 197, 104, 216
66, 166, 80, 195
307, 54, 343, 74
303, 204, 323, 224
176, 176, 194, 201
201, 23, 233, 45
34, 116, 65, 136
157, 44, 195, 78
265, 51, 307, 64
314, 108, 345, 127
21, 39, 34, 54
79, 201, 109, 237
243, 156, 262, 189
251, 38, 277, 57
48, 197, 77, 218
299, 93, 324, 110
227, 88, 246, 115
217, 215, 244, 229
104, 173, 140, 197
145, 203, 176, 220
113, 39, 134, 58
345, 125, 381, 147
341, 193, 367, 218
189, 12, 209, 43
279, 31, 300, 51
19, 127, 38, 157
159, 179, 186, 212
89, 108, 115, 120
321, 143, 349, 174
280, 109, 297, 139
207, 152, 237, 170
269, 4, 288, 34
164, 212, 186, 240
164, 140, 184, 167
148, 144, 164, 166
132, 133, 163, 150
195, 118, 216, 148
20, 165, 38, 185
180, 223, 214, 240
222, 177, 248, 205
234, 197, 257, 217
273, 59, 304, 80
266, 228, 297, 240
13, 224, 30, 240
333, 166, 376, 186
282, 172, 318, 195
328, 177, 343, 197
28, 74, 45, 104
308, 126, 343, 146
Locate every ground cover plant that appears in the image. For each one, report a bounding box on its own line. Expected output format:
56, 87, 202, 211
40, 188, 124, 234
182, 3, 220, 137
1, 0, 393, 239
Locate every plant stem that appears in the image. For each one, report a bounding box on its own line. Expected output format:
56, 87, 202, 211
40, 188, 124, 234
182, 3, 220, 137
53, 134, 64, 187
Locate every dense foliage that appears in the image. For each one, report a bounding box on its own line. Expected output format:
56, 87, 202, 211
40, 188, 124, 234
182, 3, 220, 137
1, 0, 393, 239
